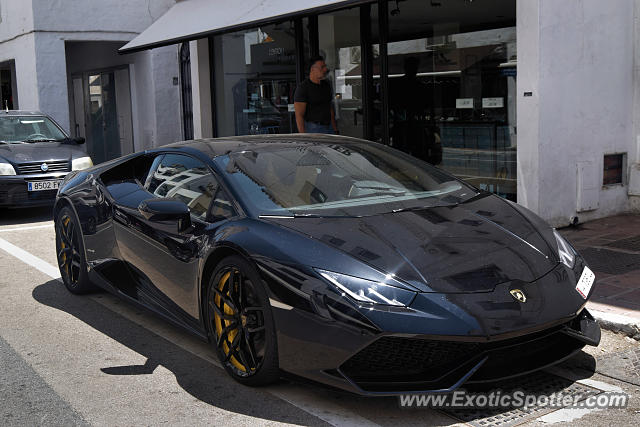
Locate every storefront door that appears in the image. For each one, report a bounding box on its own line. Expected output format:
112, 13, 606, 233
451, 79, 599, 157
71, 68, 133, 165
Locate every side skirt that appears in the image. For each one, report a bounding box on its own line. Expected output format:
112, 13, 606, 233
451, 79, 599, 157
88, 269, 209, 341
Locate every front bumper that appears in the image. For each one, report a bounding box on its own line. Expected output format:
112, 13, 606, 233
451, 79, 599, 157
0, 173, 67, 207
275, 307, 599, 396
337, 309, 599, 394
267, 259, 600, 396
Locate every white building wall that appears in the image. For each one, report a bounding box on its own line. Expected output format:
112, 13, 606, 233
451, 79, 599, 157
518, 0, 636, 226
190, 38, 213, 139
516, 0, 541, 214
34, 33, 70, 131
30, 0, 175, 34
0, 0, 180, 152
629, 0, 640, 210
150, 45, 182, 145
0, 1, 35, 41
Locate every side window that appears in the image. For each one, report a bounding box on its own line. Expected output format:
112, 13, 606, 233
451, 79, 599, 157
209, 188, 237, 222
144, 155, 166, 193
143, 153, 218, 221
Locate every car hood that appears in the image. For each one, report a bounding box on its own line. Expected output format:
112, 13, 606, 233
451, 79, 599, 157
265, 194, 559, 293
0, 142, 85, 164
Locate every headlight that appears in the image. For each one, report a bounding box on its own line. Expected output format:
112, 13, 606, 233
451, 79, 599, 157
72, 156, 93, 171
315, 269, 416, 307
553, 229, 576, 269
0, 162, 16, 175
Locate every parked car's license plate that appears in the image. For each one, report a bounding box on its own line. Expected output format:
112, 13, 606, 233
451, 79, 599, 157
576, 266, 595, 299
27, 180, 63, 191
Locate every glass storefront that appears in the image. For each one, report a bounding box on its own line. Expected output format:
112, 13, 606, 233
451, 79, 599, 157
213, 22, 299, 137
318, 8, 364, 139
210, 0, 516, 200
383, 0, 517, 200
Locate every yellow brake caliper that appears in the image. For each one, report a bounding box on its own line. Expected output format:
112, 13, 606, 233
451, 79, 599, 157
61, 217, 70, 276
214, 270, 246, 372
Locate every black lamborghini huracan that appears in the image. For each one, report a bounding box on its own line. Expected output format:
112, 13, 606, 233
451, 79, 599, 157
54, 134, 600, 395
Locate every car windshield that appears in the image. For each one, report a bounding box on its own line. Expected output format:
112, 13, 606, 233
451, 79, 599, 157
0, 116, 67, 143
214, 141, 478, 217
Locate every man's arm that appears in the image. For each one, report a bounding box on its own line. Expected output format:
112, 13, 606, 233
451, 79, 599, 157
294, 102, 307, 133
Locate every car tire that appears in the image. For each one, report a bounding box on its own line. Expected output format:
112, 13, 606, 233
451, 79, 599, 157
205, 255, 279, 386
55, 206, 94, 294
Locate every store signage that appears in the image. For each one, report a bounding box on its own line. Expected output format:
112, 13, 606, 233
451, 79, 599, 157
268, 47, 285, 56
482, 97, 504, 108
456, 98, 474, 109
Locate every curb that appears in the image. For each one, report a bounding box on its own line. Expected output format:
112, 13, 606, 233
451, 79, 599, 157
589, 309, 640, 340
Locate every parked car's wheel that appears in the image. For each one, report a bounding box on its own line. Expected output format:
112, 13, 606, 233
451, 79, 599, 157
205, 255, 279, 386
55, 206, 93, 294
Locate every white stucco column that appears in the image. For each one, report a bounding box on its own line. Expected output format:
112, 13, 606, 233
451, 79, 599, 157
1, 34, 40, 113
34, 33, 70, 133
190, 38, 213, 139
516, 0, 541, 214
518, 0, 635, 226
629, 0, 640, 210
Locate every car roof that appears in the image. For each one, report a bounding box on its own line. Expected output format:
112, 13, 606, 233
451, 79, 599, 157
165, 134, 368, 159
0, 110, 50, 117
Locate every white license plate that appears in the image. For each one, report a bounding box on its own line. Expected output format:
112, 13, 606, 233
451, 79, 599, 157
576, 266, 595, 299
27, 180, 63, 192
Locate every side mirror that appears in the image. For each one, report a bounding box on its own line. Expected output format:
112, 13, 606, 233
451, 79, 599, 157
138, 198, 191, 232
74, 137, 85, 145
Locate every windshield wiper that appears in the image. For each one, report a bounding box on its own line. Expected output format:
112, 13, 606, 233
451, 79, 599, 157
23, 138, 58, 143
259, 213, 362, 219
388, 203, 457, 214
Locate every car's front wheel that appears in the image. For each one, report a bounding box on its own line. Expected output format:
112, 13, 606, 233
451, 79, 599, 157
55, 206, 93, 294
205, 255, 279, 386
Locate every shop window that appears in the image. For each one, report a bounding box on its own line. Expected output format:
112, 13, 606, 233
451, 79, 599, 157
383, 0, 517, 201
212, 22, 298, 137
317, 7, 364, 139
603, 153, 625, 186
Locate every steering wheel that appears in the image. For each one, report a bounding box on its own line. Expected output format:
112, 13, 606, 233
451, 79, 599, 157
26, 133, 48, 140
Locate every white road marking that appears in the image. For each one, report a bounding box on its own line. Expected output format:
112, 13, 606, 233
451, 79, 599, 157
0, 223, 54, 233
538, 368, 623, 424
545, 367, 623, 392
0, 237, 383, 427
0, 237, 61, 281
537, 407, 601, 424
268, 385, 382, 427
575, 378, 623, 393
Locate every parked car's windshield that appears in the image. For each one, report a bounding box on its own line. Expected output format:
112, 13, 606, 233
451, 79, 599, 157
0, 116, 67, 143
215, 141, 478, 217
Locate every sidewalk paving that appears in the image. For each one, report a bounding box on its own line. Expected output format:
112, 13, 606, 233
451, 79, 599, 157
559, 213, 640, 338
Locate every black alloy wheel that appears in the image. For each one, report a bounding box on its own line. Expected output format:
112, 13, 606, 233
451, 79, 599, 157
55, 206, 93, 294
206, 256, 279, 386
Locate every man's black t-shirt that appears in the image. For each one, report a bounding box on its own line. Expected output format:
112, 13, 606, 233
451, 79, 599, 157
294, 79, 333, 125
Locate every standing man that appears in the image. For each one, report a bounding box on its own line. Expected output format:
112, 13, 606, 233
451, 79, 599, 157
294, 56, 338, 134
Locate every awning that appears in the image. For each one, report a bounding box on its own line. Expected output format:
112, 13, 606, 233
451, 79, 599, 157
120, 0, 365, 54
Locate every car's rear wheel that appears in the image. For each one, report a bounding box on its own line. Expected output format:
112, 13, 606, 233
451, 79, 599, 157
55, 206, 93, 294
205, 255, 279, 386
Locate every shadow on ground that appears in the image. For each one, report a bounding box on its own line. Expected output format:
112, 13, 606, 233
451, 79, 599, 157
0, 207, 53, 226
31, 279, 328, 426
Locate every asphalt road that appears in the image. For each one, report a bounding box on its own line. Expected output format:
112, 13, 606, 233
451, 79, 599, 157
0, 207, 638, 427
